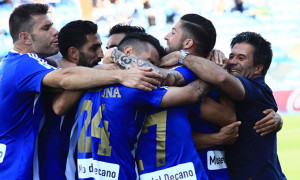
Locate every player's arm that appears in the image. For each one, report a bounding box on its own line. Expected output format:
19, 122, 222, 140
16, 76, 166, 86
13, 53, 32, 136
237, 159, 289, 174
104, 48, 186, 86
254, 109, 283, 136
199, 92, 236, 127
42, 66, 162, 92
159, 51, 245, 100
52, 90, 84, 116
94, 63, 119, 70
192, 121, 241, 150
51, 66, 164, 115
158, 79, 211, 107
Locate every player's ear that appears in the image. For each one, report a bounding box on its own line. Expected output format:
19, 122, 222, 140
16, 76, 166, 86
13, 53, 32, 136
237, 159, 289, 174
124, 46, 134, 56
20, 32, 32, 45
68, 47, 80, 63
183, 38, 193, 49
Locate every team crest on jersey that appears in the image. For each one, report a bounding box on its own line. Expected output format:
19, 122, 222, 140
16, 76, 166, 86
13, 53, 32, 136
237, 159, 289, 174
0, 143, 6, 163
27, 53, 56, 70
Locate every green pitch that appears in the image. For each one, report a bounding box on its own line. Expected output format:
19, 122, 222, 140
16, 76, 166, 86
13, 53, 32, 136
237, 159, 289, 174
277, 113, 300, 180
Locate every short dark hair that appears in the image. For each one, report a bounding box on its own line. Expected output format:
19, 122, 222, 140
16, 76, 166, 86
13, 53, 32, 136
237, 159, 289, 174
230, 32, 272, 75
180, 14, 216, 57
9, 3, 49, 43
108, 23, 145, 36
58, 20, 98, 58
118, 32, 166, 59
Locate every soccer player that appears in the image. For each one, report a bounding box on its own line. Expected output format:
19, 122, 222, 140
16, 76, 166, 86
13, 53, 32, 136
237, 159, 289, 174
37, 20, 105, 180
160, 31, 286, 179
135, 14, 235, 180
76, 32, 210, 179
0, 3, 161, 179
106, 23, 145, 49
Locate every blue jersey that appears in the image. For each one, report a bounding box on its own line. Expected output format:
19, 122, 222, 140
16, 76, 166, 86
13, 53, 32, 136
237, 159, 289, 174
225, 76, 286, 180
0, 51, 55, 179
37, 94, 78, 180
76, 85, 167, 180
177, 67, 230, 179
61, 106, 79, 180
190, 91, 230, 180
136, 106, 208, 180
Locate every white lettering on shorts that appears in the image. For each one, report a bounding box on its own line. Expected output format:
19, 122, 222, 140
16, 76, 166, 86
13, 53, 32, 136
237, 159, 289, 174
140, 162, 196, 180
77, 158, 119, 180
0, 143, 6, 163
207, 150, 227, 170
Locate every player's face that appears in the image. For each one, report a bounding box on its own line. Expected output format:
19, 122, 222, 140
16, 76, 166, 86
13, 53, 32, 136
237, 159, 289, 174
164, 20, 185, 53
228, 43, 257, 78
106, 33, 126, 49
30, 14, 59, 58
78, 33, 103, 67
134, 44, 160, 66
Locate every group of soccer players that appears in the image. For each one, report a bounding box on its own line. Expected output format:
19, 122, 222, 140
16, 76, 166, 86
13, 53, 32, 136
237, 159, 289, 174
0, 3, 286, 180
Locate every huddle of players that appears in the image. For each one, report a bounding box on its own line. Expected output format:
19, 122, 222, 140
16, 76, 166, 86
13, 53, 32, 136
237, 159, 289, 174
52, 17, 285, 180
0, 3, 286, 180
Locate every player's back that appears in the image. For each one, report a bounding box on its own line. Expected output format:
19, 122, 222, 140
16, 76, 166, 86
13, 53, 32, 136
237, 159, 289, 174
76, 84, 166, 179
136, 106, 208, 180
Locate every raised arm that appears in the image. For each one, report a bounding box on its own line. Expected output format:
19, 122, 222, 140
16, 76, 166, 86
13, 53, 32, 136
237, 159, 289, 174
104, 48, 186, 86
159, 51, 245, 100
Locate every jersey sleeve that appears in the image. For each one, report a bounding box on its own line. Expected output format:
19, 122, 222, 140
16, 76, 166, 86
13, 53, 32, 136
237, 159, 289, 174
174, 66, 197, 84
15, 53, 56, 93
122, 86, 168, 108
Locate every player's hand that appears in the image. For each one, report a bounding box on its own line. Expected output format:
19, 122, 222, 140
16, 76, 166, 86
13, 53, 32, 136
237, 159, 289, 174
208, 49, 228, 69
159, 51, 181, 68
218, 121, 241, 144
118, 67, 162, 91
254, 109, 283, 136
103, 47, 117, 64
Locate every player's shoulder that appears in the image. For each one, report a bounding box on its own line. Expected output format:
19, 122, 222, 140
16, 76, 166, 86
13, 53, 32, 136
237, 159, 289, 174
24, 53, 54, 69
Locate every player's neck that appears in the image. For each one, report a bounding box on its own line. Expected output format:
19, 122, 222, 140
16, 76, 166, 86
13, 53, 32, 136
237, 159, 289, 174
13, 44, 31, 55
56, 58, 77, 68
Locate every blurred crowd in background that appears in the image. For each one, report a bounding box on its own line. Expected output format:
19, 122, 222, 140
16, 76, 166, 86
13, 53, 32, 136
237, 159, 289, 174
1, 0, 300, 91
